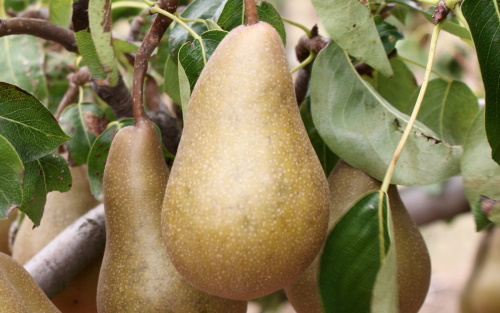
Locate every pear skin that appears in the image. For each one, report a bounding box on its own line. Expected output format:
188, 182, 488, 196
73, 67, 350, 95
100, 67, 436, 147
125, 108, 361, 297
468, 227, 500, 313
98, 119, 246, 312
0, 252, 60, 313
0, 209, 17, 255
285, 160, 430, 313
162, 21, 330, 301
12, 165, 101, 313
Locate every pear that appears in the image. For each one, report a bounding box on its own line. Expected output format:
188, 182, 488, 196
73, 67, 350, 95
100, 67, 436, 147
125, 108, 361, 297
98, 118, 246, 312
285, 160, 431, 313
12, 165, 101, 313
0, 209, 17, 254
0, 252, 60, 313
466, 227, 500, 313
162, 21, 330, 301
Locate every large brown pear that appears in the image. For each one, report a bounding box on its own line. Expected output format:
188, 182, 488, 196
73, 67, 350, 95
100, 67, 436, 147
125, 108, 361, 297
0, 252, 60, 313
285, 160, 431, 313
12, 165, 101, 313
162, 21, 330, 301
99, 119, 246, 312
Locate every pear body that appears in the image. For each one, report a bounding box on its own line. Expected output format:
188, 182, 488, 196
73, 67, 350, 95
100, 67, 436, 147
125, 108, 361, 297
285, 161, 430, 313
12, 165, 101, 313
0, 252, 60, 313
467, 227, 500, 313
98, 119, 246, 312
162, 21, 330, 301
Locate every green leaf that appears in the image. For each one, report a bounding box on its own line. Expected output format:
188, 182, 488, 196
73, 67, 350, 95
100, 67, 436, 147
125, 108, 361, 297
167, 0, 227, 60
471, 197, 492, 231
59, 103, 106, 166
217, 0, 286, 45
164, 55, 182, 105
405, 79, 479, 146
3, 0, 35, 11
87, 119, 134, 201
300, 98, 338, 175
312, 0, 393, 77
44, 50, 75, 114
178, 58, 191, 113
371, 244, 398, 313
49, 0, 73, 28
178, 30, 228, 91
365, 58, 418, 110
310, 42, 462, 186
0, 135, 24, 219
374, 16, 403, 55
320, 191, 390, 313
461, 108, 500, 231
0, 82, 70, 163
18, 152, 72, 226
75, 30, 107, 79
391, 4, 409, 24
113, 38, 140, 54
462, 0, 500, 165
0, 35, 49, 105
89, 0, 118, 85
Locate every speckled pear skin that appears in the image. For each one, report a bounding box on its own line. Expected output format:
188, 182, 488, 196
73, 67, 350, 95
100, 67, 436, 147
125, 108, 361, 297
285, 161, 430, 313
99, 119, 246, 312
0, 252, 60, 313
162, 22, 330, 301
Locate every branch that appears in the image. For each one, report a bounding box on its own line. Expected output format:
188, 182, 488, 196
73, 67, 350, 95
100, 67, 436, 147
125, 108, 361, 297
0, 18, 78, 52
24, 204, 105, 298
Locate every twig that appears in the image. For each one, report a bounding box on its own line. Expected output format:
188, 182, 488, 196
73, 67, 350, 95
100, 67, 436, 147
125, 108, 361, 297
133, 0, 179, 123
55, 67, 92, 120
0, 18, 78, 52
24, 205, 106, 298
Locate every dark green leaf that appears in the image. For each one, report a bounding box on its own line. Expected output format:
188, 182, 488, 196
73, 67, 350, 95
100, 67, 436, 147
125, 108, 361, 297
178, 30, 228, 91
0, 135, 24, 219
471, 197, 493, 231
462, 0, 500, 165
167, 0, 227, 60
89, 0, 118, 85
87, 118, 134, 201
0, 35, 49, 105
312, 0, 393, 77
75, 30, 107, 79
461, 108, 500, 231
310, 42, 462, 186
300, 98, 338, 175
50, 0, 73, 28
44, 50, 75, 114
365, 58, 418, 110
405, 79, 479, 146
320, 191, 390, 313
164, 55, 182, 105
18, 152, 72, 226
374, 16, 403, 55
3, 0, 34, 11
59, 103, 106, 166
217, 0, 286, 45
0, 82, 70, 163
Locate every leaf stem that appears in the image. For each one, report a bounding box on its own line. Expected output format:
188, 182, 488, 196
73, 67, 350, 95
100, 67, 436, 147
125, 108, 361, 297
150, 5, 207, 64
378, 22, 443, 260
395, 55, 451, 82
290, 52, 316, 74
417, 0, 440, 5
282, 17, 311, 38
445, 0, 461, 9
0, 0, 6, 18
111, 1, 149, 10
174, 12, 209, 28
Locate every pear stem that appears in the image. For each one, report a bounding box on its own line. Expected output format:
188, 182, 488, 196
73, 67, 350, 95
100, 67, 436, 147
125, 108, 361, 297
282, 17, 312, 38
290, 52, 316, 74
244, 0, 258, 25
377, 22, 443, 261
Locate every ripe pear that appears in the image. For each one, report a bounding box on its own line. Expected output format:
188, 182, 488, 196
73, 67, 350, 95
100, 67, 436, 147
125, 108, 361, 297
12, 165, 101, 313
162, 21, 330, 301
465, 227, 500, 313
0, 209, 17, 254
99, 118, 246, 312
0, 252, 60, 313
285, 160, 431, 313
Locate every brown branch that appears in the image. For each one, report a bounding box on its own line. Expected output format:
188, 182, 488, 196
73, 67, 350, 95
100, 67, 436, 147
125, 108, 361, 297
0, 18, 78, 53
244, 0, 258, 25
133, 0, 179, 123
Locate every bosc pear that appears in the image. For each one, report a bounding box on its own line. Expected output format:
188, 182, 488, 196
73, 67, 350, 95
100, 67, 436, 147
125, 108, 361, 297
0, 252, 60, 313
285, 160, 431, 313
98, 118, 246, 312
162, 21, 330, 301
